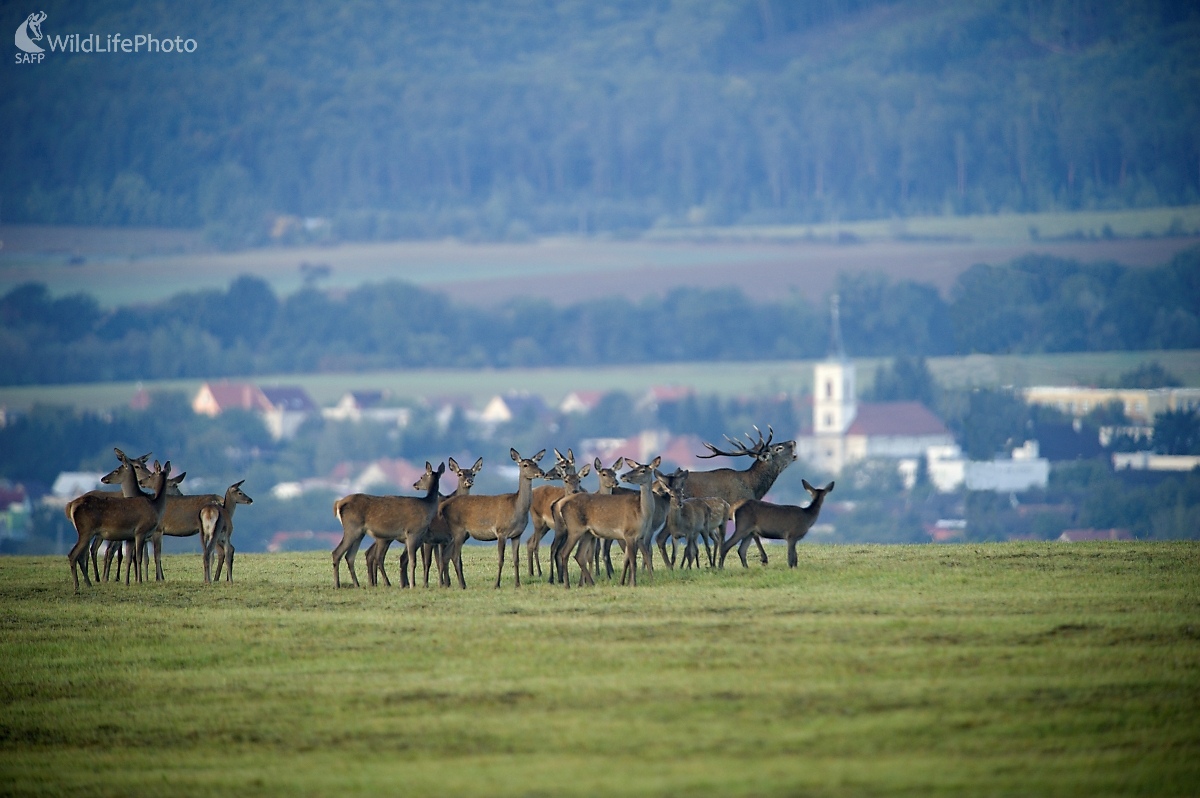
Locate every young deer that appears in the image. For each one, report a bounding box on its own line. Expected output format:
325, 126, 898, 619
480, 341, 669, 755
720, 479, 834, 568
332, 461, 445, 588
440, 448, 546, 589
197, 481, 254, 583
554, 457, 661, 589
65, 458, 172, 592
541, 461, 591, 584
686, 426, 798, 566
656, 470, 718, 570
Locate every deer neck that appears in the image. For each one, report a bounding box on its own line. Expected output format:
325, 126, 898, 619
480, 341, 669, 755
747, 456, 787, 500
221, 487, 241, 520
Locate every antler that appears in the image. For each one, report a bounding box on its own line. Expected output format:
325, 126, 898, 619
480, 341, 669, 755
697, 425, 773, 459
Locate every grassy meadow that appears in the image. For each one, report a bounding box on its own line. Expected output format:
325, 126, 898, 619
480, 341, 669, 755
2, 543, 1198, 796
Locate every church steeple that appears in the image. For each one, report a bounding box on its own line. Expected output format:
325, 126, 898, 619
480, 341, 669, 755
828, 293, 846, 361
813, 293, 857, 435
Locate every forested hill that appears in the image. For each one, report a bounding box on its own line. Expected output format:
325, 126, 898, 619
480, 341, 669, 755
1, 251, 1197, 385
4, 0, 1199, 244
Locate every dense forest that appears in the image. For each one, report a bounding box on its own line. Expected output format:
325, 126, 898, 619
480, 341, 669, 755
1, 250, 1197, 385
4, 0, 1199, 243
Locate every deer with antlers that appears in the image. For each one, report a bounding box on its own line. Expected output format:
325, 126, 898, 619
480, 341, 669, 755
688, 426, 797, 567
720, 479, 834, 568
332, 461, 445, 588
65, 457, 172, 592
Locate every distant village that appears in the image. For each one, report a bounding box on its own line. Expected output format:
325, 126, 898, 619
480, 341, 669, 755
8, 342, 1197, 551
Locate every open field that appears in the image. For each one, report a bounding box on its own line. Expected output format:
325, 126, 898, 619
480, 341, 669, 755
2, 207, 1198, 308
2, 543, 1198, 796
0, 350, 1197, 413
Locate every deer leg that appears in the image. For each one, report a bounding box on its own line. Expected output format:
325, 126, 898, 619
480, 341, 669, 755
511, 537, 522, 588
526, 526, 543, 578
364, 541, 379, 587
753, 534, 769, 565
656, 530, 673, 570
604, 539, 618, 580
69, 535, 93, 592
572, 537, 594, 587
450, 540, 467, 589
547, 529, 563, 584
736, 537, 753, 569
151, 533, 164, 582
89, 537, 103, 583
224, 544, 235, 581
787, 539, 799, 568
379, 539, 396, 587
718, 527, 747, 569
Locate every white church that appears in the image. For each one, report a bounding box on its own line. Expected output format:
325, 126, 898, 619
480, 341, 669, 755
796, 297, 955, 475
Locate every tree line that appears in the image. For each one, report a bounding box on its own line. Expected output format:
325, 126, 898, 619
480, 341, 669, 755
4, 0, 1198, 244
2, 250, 1198, 386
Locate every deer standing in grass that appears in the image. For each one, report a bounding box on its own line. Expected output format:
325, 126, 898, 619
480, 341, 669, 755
65, 458, 171, 592
720, 480, 834, 568
87, 449, 153, 583
549, 456, 629, 585
554, 457, 661, 589
525, 449, 578, 579
540, 460, 591, 584
332, 461, 445, 588
657, 469, 723, 570
687, 426, 797, 567
440, 448, 546, 589
197, 481, 254, 583
372, 456, 483, 588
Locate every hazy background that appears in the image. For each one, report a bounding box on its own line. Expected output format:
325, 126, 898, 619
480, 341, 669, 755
4, 0, 1198, 244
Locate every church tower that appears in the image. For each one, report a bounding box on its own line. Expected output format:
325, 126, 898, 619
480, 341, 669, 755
813, 294, 857, 435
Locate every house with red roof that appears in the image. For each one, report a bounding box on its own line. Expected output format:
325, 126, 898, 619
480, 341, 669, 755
192, 381, 317, 440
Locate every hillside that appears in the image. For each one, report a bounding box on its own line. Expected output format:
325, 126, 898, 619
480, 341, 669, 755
4, 0, 1199, 243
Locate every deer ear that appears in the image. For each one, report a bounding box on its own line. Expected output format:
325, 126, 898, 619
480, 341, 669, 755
578, 464, 591, 477
651, 456, 662, 468
594, 458, 603, 470
826, 481, 835, 492
437, 462, 446, 475
613, 457, 624, 469
449, 457, 459, 471
510, 448, 520, 462
802, 479, 814, 492
472, 457, 483, 472
233, 480, 244, 488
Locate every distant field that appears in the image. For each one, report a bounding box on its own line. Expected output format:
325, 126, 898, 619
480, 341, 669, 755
1, 543, 1197, 796
1, 206, 1197, 308
0, 350, 1196, 412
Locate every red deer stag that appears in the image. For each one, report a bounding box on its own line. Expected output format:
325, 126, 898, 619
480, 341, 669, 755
688, 426, 797, 566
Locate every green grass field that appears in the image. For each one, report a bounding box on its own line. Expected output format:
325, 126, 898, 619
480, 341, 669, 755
2, 543, 1198, 796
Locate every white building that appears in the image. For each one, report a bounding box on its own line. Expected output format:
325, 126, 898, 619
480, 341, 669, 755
927, 441, 1050, 494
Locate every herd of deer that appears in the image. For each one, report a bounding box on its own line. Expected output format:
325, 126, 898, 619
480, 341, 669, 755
330, 427, 834, 590
64, 449, 253, 592
61, 428, 833, 593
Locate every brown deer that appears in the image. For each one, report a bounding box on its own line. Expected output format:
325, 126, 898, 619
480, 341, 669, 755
720, 479, 834, 568
554, 457, 661, 589
540, 460, 591, 584
440, 448, 546, 589
656, 469, 720, 570
549, 456, 629, 585
687, 426, 797, 566
375, 456, 483, 588
65, 458, 172, 592
197, 481, 254, 583
89, 449, 153, 583
332, 461, 445, 588
525, 449, 578, 579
